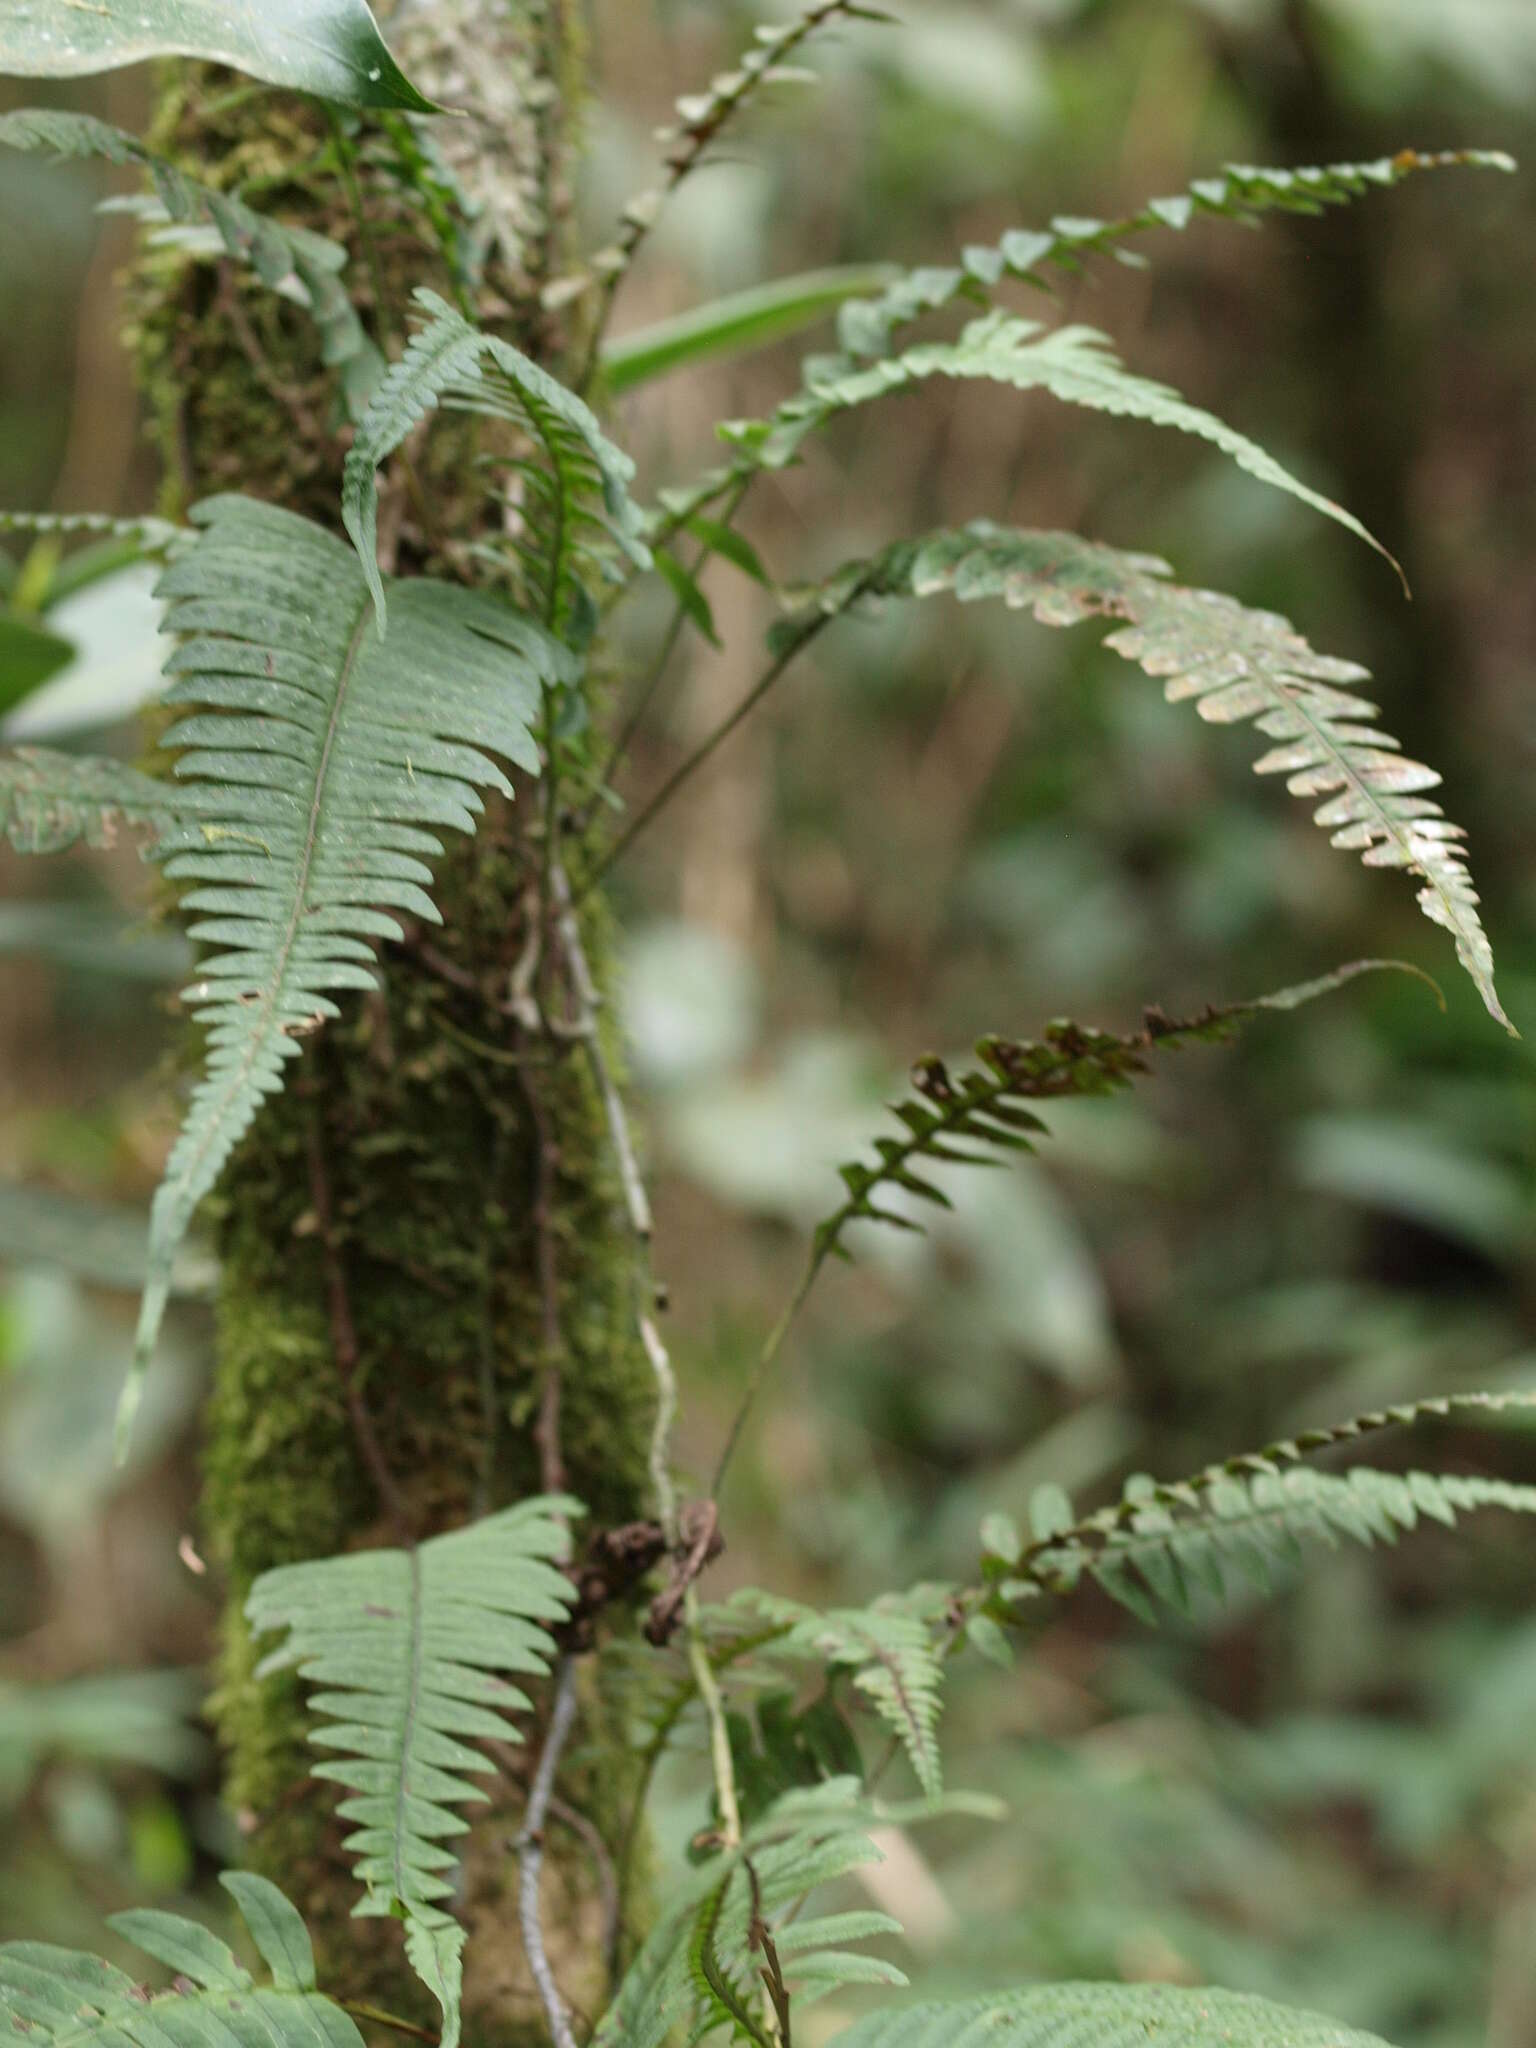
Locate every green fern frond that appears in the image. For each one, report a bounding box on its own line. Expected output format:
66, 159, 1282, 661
783, 523, 1506, 1028
597, 1779, 908, 2048
247, 1497, 578, 2048
726, 311, 1398, 580
343, 288, 649, 627
827, 1981, 1400, 2047
729, 1592, 945, 1798
815, 960, 1411, 1264
1022, 1462, 1536, 1624
836, 149, 1515, 362
0, 1871, 362, 2048
0, 494, 568, 1445
0, 110, 382, 414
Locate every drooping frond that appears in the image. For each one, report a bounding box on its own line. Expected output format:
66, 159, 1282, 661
0, 494, 568, 1445
835, 150, 1515, 363
813, 961, 1411, 1265
246, 1498, 579, 2048
0, 111, 382, 413
827, 1982, 1401, 2048
0, 1871, 362, 2048
596, 1780, 909, 2048
782, 523, 1507, 1028
729, 1591, 946, 1797
725, 312, 1397, 578
343, 288, 649, 627
1001, 1392, 1536, 1622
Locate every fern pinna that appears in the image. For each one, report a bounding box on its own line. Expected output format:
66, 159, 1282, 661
0, 494, 564, 1441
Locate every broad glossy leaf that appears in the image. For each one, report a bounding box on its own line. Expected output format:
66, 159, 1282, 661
0, 0, 434, 111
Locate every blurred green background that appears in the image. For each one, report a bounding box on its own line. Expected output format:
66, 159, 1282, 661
2, 3, 1534, 2042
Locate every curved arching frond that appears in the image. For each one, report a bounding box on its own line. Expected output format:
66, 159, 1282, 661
0, 110, 382, 413
0, 1872, 362, 2048
828, 1982, 1400, 2048
836, 149, 1515, 362
344, 288, 649, 627
247, 1498, 579, 2048
780, 524, 1508, 1029
0, 494, 569, 1445
726, 313, 1397, 579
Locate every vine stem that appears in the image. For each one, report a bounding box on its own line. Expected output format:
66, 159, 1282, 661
339, 2004, 439, 2045
687, 1587, 743, 1850
516, 1656, 582, 2048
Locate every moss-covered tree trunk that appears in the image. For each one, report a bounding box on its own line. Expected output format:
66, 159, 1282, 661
129, 6, 656, 2036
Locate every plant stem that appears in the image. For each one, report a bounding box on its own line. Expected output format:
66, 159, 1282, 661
516, 1656, 582, 2048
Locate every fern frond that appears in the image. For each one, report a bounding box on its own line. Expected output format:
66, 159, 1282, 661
828, 1981, 1400, 2047
1021, 1459, 1536, 1624
247, 1497, 578, 2048
730, 1592, 945, 1797
0, 110, 382, 414
836, 149, 1516, 362
814, 960, 1410, 1264
784, 523, 1507, 1028
343, 288, 649, 627
0, 495, 568, 1445
726, 311, 1397, 579
597, 1779, 908, 2048
0, 1871, 362, 2048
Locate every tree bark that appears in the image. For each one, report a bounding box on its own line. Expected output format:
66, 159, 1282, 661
128, 7, 655, 2036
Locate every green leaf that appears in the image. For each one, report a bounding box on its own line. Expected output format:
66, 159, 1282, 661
0, 0, 434, 111
600, 264, 899, 393
828, 1982, 1402, 2047
785, 524, 1505, 1029
0, 615, 74, 715
0, 495, 568, 1450
655, 550, 722, 647
1, 1876, 362, 2048
247, 1498, 579, 2039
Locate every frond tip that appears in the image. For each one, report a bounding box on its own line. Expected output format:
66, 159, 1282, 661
247, 1497, 579, 2048
785, 525, 1510, 1031
0, 494, 571, 1450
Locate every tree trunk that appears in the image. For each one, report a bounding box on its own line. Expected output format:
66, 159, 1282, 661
128, 7, 656, 2035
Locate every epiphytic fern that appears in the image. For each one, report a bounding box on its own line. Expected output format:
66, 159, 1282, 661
783, 524, 1506, 1027
246, 1497, 578, 2048
727, 1591, 946, 1798
596, 1779, 912, 2048
0, 110, 382, 414
0, 1871, 363, 2048
0, 493, 568, 1443
343, 288, 649, 629
724, 312, 1396, 579
835, 150, 1514, 363
990, 1393, 1536, 1623
828, 1982, 1401, 2048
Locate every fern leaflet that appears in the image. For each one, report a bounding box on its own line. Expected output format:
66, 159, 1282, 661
836, 149, 1515, 363
783, 523, 1506, 1027
246, 1497, 579, 2048
828, 1982, 1400, 2047
0, 494, 568, 1445
728, 1591, 946, 1798
343, 288, 649, 628
0, 110, 382, 413
725, 310, 1397, 579
0, 1871, 362, 2048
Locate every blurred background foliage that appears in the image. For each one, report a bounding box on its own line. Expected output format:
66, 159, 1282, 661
1, 2, 1534, 2042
